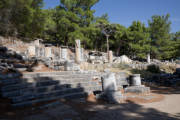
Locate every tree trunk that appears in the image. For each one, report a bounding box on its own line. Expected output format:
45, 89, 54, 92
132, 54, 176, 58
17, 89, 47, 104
106, 35, 109, 53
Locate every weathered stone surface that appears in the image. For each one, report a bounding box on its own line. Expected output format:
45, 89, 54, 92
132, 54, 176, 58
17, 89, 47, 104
115, 72, 129, 86
75, 39, 81, 63
34, 39, 42, 46
1, 70, 103, 106
102, 73, 117, 93
64, 61, 73, 71
147, 53, 151, 63
27, 46, 36, 56
44, 47, 52, 58
108, 51, 113, 63
113, 55, 132, 64
129, 74, 141, 86
107, 91, 123, 103
124, 85, 150, 94
96, 91, 124, 104
64, 61, 81, 71
61, 48, 68, 60
24, 114, 52, 120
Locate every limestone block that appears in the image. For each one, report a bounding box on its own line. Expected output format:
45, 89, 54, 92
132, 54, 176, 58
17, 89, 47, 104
39, 47, 45, 57
102, 73, 117, 93
124, 85, 150, 94
34, 39, 40, 46
28, 46, 36, 56
64, 61, 74, 71
45, 47, 52, 58
81, 48, 84, 61
130, 74, 141, 86
107, 91, 123, 103
108, 51, 113, 63
61, 48, 68, 60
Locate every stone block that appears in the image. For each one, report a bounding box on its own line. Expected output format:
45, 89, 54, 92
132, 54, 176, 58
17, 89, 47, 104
129, 74, 141, 86
102, 73, 117, 93
28, 46, 36, 56
107, 91, 124, 103
61, 48, 68, 60
124, 85, 150, 94
45, 47, 52, 58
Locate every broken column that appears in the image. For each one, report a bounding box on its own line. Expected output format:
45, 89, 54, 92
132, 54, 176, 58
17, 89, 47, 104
130, 74, 141, 86
45, 47, 52, 58
125, 74, 150, 94
75, 39, 81, 63
59, 47, 61, 58
147, 53, 151, 64
102, 73, 117, 93
108, 50, 113, 63
101, 73, 123, 103
81, 48, 84, 62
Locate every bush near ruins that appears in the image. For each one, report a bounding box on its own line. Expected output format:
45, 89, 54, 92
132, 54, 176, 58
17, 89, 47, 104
147, 64, 161, 73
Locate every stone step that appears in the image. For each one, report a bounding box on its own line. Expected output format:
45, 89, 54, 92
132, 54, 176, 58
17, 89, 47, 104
84, 86, 102, 92
0, 73, 22, 80
2, 84, 70, 97
12, 92, 86, 107
1, 76, 93, 85
2, 82, 101, 98
1, 80, 60, 92
22, 71, 101, 78
116, 81, 129, 86
1, 79, 99, 92
11, 87, 85, 103
22, 74, 95, 79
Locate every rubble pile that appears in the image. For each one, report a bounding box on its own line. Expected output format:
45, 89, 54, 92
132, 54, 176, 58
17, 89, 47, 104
113, 55, 132, 64
0, 46, 28, 72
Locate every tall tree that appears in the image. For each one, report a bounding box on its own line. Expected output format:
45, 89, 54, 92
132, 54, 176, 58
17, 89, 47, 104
128, 21, 151, 59
54, 0, 99, 46
148, 14, 173, 59
0, 0, 45, 40
173, 31, 180, 58
112, 24, 129, 56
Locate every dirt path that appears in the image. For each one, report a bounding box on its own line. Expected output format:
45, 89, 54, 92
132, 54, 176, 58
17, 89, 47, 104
0, 87, 180, 120
77, 93, 180, 120
67, 87, 180, 120
142, 93, 180, 118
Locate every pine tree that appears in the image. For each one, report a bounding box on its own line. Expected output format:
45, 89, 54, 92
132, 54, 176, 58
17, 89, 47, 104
148, 14, 173, 60
128, 21, 151, 60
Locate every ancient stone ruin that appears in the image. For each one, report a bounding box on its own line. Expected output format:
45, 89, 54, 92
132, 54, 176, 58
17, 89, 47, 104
0, 37, 180, 108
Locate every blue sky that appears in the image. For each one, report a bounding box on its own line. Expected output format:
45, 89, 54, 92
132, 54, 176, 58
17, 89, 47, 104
43, 0, 180, 33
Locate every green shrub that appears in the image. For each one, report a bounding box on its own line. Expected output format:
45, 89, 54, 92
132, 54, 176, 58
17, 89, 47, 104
147, 64, 160, 73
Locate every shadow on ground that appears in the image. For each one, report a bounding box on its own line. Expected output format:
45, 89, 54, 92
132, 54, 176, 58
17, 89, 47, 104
66, 99, 179, 120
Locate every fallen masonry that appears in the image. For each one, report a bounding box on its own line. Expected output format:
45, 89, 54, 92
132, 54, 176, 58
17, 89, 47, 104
125, 74, 150, 94
0, 40, 153, 107
0, 70, 150, 107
